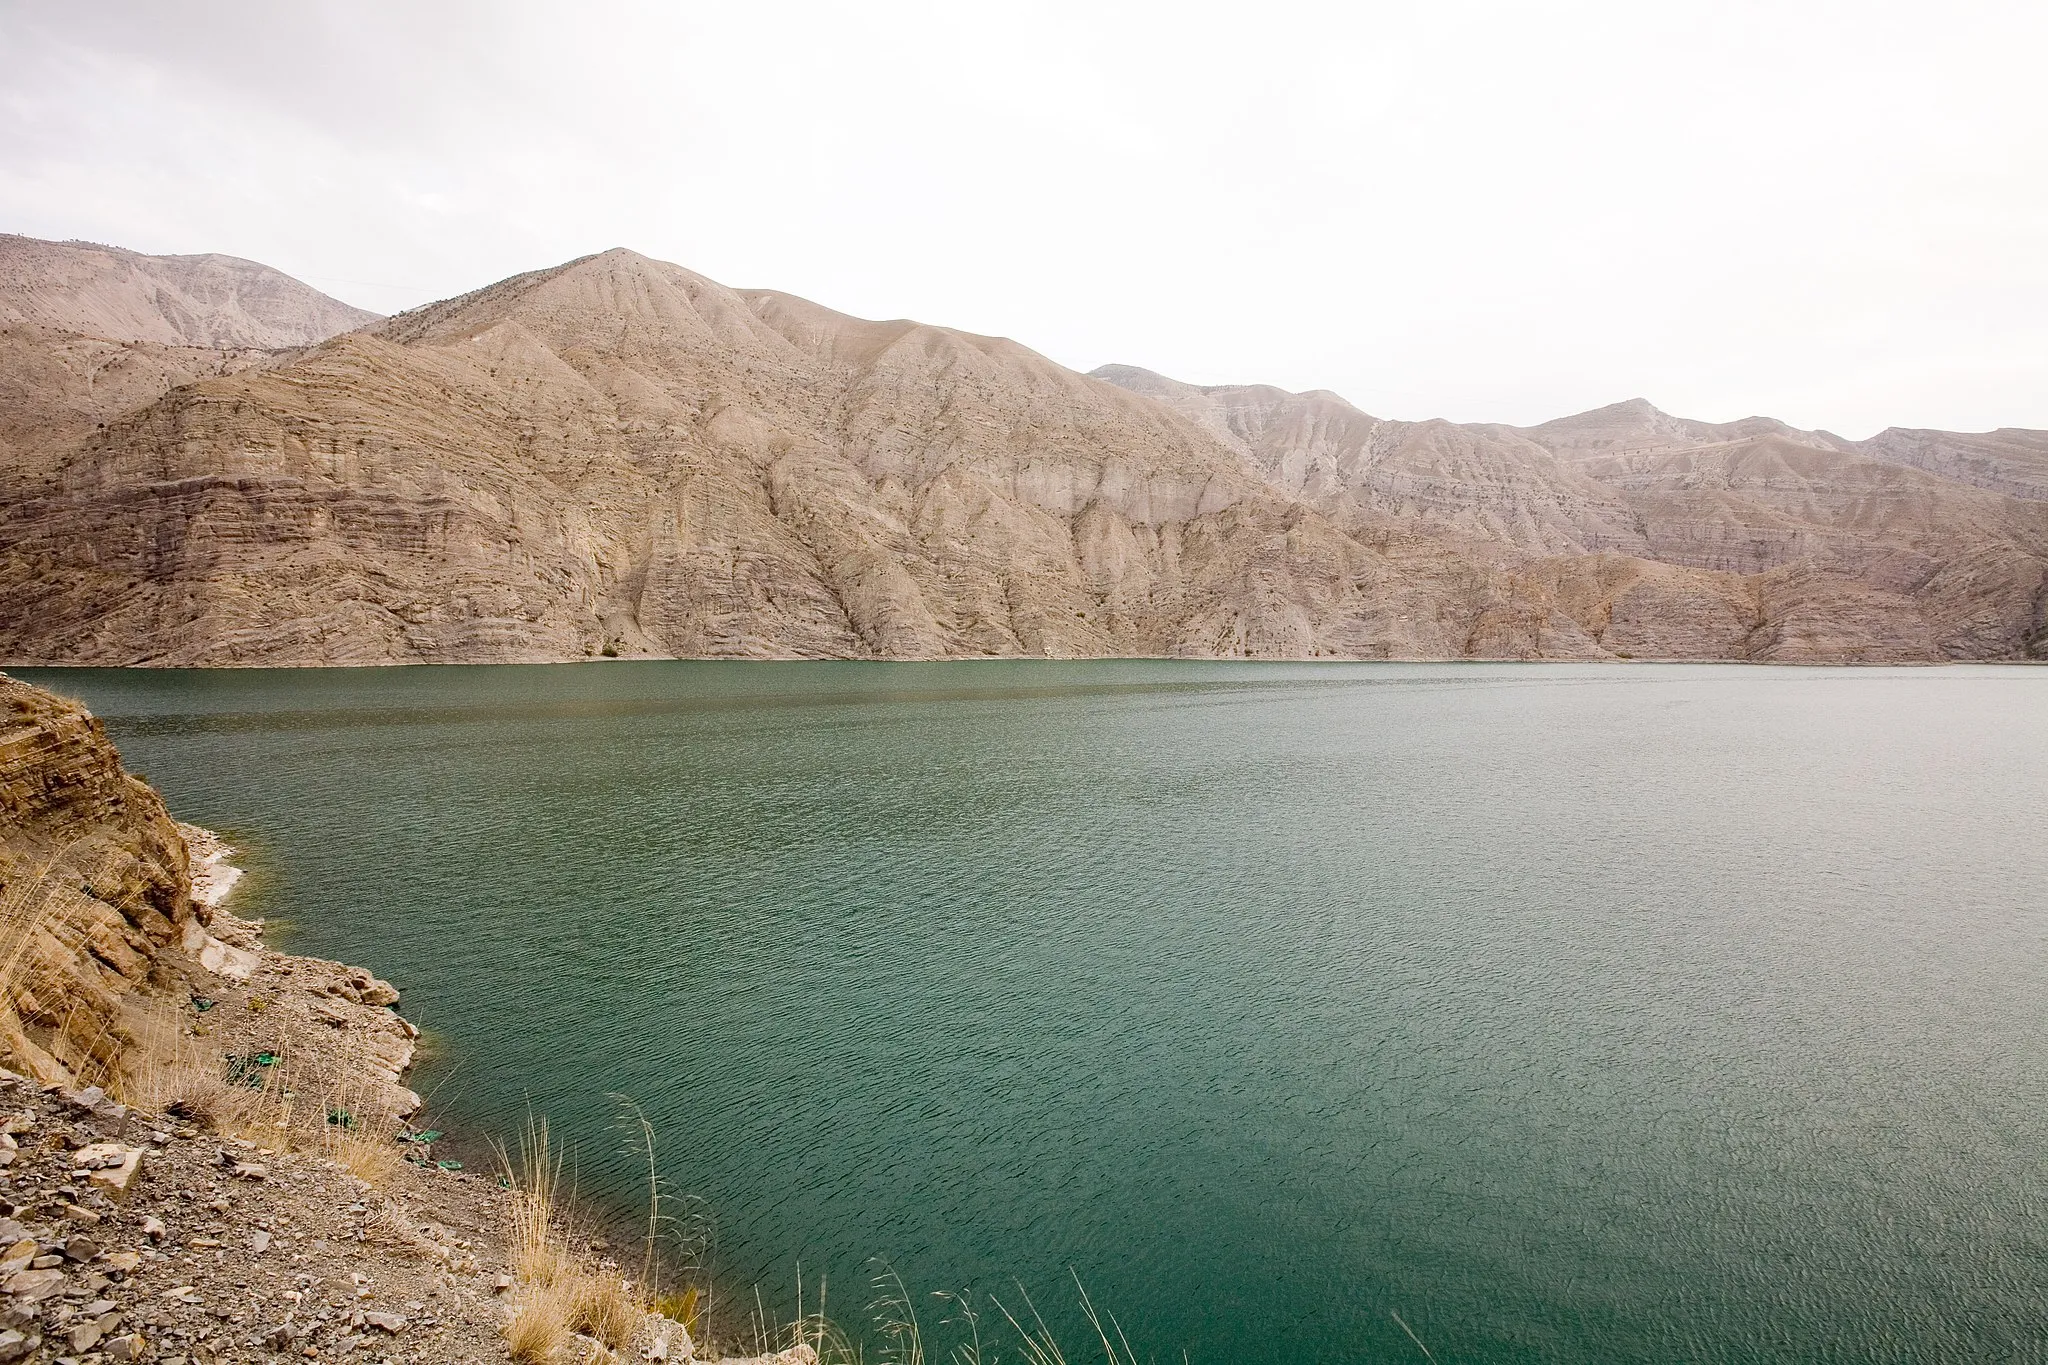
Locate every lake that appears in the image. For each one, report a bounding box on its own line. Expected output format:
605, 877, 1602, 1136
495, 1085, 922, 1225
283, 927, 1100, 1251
17, 661, 2048, 1363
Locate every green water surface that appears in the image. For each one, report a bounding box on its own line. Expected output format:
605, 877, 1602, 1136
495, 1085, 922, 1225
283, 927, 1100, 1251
18, 661, 2048, 1363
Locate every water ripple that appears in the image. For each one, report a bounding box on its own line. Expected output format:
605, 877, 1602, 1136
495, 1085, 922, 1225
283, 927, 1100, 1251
20, 661, 2048, 1364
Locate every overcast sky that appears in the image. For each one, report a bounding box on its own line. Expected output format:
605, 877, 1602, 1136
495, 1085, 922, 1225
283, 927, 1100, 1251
2, 1, 2042, 437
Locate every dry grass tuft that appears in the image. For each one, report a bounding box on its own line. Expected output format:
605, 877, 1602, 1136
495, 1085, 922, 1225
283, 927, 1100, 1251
316, 1040, 406, 1188
570, 1270, 641, 1350
506, 1275, 574, 1364
509, 1119, 574, 1285
112, 999, 275, 1135
112, 1000, 408, 1194
502, 1118, 652, 1359
324, 1120, 403, 1185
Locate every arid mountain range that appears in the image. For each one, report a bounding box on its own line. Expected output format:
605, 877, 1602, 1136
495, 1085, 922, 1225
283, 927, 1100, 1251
1, 234, 2042, 664
0, 235, 379, 479
0, 234, 378, 348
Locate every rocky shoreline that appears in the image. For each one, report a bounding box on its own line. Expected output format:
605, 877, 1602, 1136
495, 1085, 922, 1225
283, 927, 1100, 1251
0, 671, 815, 1364
8, 810, 546, 1355
166, 829, 424, 1130
0, 819, 531, 1364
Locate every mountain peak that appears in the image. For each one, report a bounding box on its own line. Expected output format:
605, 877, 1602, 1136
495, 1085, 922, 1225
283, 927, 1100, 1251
0, 233, 378, 348
1087, 364, 1200, 399
1575, 397, 1669, 423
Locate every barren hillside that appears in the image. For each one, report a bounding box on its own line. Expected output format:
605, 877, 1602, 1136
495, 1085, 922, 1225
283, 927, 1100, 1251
1098, 370, 2048, 662
0, 235, 378, 349
1, 244, 2042, 664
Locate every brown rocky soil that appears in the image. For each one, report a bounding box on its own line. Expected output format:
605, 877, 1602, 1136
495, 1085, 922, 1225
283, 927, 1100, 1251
0, 1061, 514, 1365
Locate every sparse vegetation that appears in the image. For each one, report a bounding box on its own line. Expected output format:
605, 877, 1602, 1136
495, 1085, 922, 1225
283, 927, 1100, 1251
502, 1117, 681, 1361
111, 998, 271, 1133
505, 1274, 575, 1364
571, 1269, 643, 1350
497, 1104, 1170, 1365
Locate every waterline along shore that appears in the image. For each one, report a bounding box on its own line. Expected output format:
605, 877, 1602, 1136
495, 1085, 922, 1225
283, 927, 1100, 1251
11, 660, 2048, 1363
0, 670, 809, 1364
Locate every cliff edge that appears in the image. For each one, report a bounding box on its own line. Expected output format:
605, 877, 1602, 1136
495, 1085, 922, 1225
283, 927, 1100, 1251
0, 674, 197, 1083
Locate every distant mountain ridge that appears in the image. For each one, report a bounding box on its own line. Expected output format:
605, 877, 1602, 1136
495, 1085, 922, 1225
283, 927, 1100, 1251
0, 233, 378, 349
0, 241, 2041, 665
1855, 425, 2048, 501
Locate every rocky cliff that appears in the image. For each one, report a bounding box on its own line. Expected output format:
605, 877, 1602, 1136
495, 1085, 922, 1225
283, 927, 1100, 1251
0, 243, 2043, 664
0, 672, 426, 1124
0, 673, 197, 1082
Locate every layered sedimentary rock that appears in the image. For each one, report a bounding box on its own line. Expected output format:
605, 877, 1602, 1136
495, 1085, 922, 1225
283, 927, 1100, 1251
0, 675, 420, 1111
1091, 365, 1650, 557
0, 250, 1492, 662
0, 325, 282, 480
1097, 372, 2048, 661
1855, 426, 2048, 502
0, 235, 375, 495
0, 673, 197, 1081
0, 242, 2042, 664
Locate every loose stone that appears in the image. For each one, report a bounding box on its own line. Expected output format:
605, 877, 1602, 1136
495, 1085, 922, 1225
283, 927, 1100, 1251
2, 1267, 65, 1299
104, 1331, 148, 1361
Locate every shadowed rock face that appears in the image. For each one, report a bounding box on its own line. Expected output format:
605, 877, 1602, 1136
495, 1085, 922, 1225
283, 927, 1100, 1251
0, 675, 197, 1083
0, 244, 2043, 664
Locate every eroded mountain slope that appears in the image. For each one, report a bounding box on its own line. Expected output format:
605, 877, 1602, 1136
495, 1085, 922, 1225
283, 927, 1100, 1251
0, 236, 379, 494
3, 246, 2043, 664
0, 234, 379, 349
3, 251, 1513, 662
1098, 370, 2048, 661
1092, 364, 1649, 557
0, 325, 281, 479
1856, 426, 2048, 501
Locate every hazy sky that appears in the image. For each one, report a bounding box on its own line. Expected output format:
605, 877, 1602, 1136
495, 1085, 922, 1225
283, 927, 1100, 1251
2, 1, 2042, 437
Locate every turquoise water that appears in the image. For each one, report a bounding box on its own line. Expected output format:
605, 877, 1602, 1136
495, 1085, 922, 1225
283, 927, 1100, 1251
18, 661, 2048, 1363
